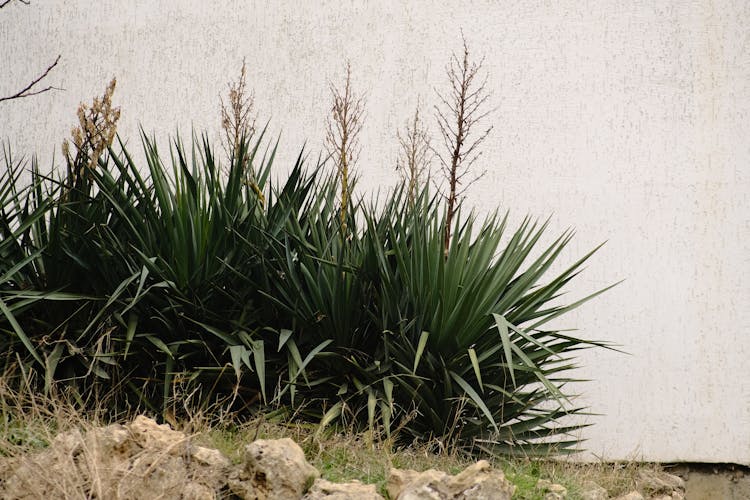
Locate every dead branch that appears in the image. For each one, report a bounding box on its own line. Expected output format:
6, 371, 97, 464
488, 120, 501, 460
434, 35, 494, 255
0, 0, 31, 8
0, 54, 61, 103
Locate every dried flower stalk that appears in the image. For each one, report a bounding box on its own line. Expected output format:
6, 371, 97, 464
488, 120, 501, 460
62, 77, 120, 183
325, 62, 365, 233
221, 59, 256, 164
434, 36, 493, 256
397, 102, 431, 205
220, 59, 264, 204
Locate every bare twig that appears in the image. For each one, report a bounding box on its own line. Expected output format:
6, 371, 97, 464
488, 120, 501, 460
397, 101, 431, 205
325, 62, 365, 233
434, 35, 494, 256
0, 55, 62, 103
0, 0, 31, 8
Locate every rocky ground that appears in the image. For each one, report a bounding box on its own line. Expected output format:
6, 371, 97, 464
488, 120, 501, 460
0, 415, 738, 499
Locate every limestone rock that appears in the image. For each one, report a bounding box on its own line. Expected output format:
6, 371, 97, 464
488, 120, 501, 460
226, 472, 258, 499
388, 468, 434, 498
536, 478, 568, 498
650, 494, 684, 500
0, 416, 231, 500
581, 480, 609, 500
549, 483, 568, 495
387, 460, 514, 500
129, 414, 186, 450
303, 478, 383, 499
537, 479, 553, 490
613, 491, 644, 500
636, 470, 685, 496
182, 482, 217, 500
191, 444, 232, 467
238, 437, 320, 500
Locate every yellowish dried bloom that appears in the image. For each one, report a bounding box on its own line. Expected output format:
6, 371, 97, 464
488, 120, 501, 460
63, 77, 121, 180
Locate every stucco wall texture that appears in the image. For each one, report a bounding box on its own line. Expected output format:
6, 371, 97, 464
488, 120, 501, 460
1, 1, 748, 464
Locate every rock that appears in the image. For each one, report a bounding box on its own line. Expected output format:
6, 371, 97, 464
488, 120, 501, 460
580, 480, 609, 500
636, 470, 685, 496
181, 482, 216, 500
650, 494, 684, 500
239, 437, 320, 500
226, 472, 258, 500
613, 492, 644, 500
191, 444, 232, 468
94, 423, 130, 449
387, 460, 514, 500
0, 416, 329, 500
537, 479, 553, 490
549, 483, 568, 495
0, 416, 230, 500
388, 468, 446, 499
303, 478, 383, 499
536, 478, 567, 498
129, 414, 186, 451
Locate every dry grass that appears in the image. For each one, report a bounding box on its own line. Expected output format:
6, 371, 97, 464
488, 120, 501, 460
507, 459, 664, 499
0, 374, 105, 458
192, 414, 662, 499
0, 378, 662, 499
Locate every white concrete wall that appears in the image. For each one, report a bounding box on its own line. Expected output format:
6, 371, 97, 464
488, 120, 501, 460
1, 0, 748, 464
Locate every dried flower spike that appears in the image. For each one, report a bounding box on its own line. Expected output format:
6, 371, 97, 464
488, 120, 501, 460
325, 62, 365, 234
434, 36, 493, 255
397, 101, 431, 205
220, 59, 263, 204
63, 77, 121, 182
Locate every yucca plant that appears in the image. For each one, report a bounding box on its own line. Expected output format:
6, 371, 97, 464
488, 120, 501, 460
0, 131, 279, 409
0, 80, 141, 399
2, 129, 613, 457
246, 167, 382, 414
359, 186, 615, 455
0, 146, 120, 398
80, 133, 269, 408
246, 179, 615, 456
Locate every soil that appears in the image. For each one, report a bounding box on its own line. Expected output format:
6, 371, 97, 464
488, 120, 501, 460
669, 464, 750, 500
